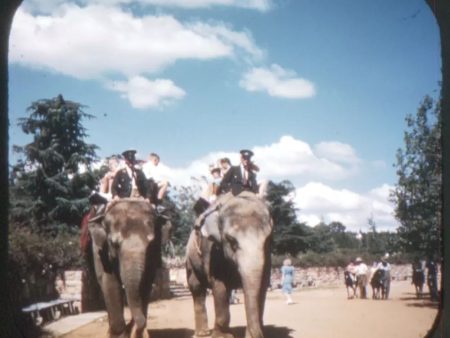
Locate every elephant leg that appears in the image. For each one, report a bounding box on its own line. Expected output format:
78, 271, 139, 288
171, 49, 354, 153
131, 325, 150, 338
211, 280, 233, 338
258, 284, 267, 326
187, 268, 210, 336
192, 289, 210, 337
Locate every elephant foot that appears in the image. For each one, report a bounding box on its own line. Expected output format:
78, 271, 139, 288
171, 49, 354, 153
130, 325, 150, 338
109, 331, 128, 338
194, 329, 212, 337
211, 329, 234, 338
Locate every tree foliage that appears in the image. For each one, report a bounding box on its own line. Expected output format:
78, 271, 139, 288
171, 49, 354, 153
266, 180, 311, 256
10, 95, 100, 230
166, 185, 200, 254
391, 95, 441, 258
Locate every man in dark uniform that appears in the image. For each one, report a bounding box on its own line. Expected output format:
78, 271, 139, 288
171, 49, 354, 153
218, 149, 258, 196
194, 150, 259, 236
111, 149, 148, 199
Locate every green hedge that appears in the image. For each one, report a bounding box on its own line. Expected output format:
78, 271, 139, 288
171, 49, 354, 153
8, 224, 83, 306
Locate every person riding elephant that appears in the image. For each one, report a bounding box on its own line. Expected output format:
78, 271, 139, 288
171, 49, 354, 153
89, 198, 162, 338
112, 149, 148, 199
186, 191, 273, 338
218, 149, 258, 196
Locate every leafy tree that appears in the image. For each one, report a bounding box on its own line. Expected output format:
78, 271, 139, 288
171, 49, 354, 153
266, 180, 310, 256
365, 216, 386, 255
167, 185, 200, 253
328, 221, 359, 250
11, 95, 100, 230
307, 222, 337, 254
391, 95, 441, 259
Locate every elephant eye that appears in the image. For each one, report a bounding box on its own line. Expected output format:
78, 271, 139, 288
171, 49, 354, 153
225, 234, 239, 251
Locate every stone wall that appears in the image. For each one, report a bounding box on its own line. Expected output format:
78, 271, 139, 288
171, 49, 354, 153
166, 264, 428, 290
57, 270, 83, 312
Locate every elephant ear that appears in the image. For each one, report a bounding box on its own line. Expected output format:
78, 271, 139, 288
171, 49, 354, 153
202, 210, 221, 243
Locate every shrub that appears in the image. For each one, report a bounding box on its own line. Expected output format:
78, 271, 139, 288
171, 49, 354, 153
8, 223, 83, 306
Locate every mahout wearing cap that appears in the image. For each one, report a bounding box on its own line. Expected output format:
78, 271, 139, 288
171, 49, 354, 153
122, 149, 137, 163
240, 149, 254, 159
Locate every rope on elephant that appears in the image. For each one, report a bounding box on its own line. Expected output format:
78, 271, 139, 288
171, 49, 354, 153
194, 230, 203, 256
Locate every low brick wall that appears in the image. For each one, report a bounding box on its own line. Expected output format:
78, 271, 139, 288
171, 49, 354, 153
166, 264, 429, 290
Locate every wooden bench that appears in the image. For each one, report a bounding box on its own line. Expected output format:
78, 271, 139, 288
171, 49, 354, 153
22, 299, 77, 325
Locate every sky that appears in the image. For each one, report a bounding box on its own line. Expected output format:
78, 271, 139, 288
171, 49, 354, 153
8, 0, 442, 232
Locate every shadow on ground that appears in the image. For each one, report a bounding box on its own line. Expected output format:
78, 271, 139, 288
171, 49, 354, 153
399, 292, 440, 309
148, 328, 195, 338
405, 301, 440, 309
147, 325, 294, 338
231, 325, 294, 338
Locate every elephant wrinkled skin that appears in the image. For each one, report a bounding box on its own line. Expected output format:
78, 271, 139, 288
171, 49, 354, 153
89, 198, 162, 338
186, 192, 273, 338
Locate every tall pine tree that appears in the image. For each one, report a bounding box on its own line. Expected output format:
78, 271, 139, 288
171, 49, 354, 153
11, 95, 100, 230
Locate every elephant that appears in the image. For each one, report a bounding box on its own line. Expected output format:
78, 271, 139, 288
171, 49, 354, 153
186, 191, 273, 338
89, 198, 163, 338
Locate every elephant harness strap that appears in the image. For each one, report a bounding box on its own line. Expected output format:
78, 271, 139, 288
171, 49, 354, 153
194, 229, 203, 256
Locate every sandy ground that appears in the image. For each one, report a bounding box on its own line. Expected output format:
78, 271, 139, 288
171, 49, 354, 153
62, 280, 439, 338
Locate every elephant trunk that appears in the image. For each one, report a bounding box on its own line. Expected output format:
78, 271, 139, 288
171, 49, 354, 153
239, 247, 265, 338
120, 236, 148, 333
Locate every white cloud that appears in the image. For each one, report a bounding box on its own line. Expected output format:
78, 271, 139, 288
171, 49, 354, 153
252, 135, 357, 181
144, 134, 363, 190
132, 0, 272, 11
240, 64, 316, 99
10, 5, 263, 79
294, 182, 398, 231
144, 143, 398, 231
314, 141, 360, 165
99, 135, 395, 232
23, 0, 272, 14
107, 76, 186, 108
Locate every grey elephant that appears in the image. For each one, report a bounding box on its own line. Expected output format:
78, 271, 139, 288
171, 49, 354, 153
89, 198, 163, 338
186, 191, 273, 338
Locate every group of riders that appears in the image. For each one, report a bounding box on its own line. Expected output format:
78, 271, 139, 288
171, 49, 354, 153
344, 255, 391, 300
344, 255, 439, 301
83, 148, 266, 242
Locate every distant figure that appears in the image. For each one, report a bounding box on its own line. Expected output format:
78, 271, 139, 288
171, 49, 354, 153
281, 258, 295, 304
354, 257, 368, 299
426, 258, 439, 301
345, 260, 357, 299
229, 289, 240, 305
411, 259, 425, 298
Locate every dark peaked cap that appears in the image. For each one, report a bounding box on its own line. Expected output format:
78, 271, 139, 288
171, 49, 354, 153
240, 149, 254, 159
122, 149, 137, 163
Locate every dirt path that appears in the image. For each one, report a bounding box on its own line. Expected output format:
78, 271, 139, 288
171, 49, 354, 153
62, 280, 438, 338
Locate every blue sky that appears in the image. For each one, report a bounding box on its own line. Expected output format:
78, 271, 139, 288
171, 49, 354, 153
8, 0, 441, 231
